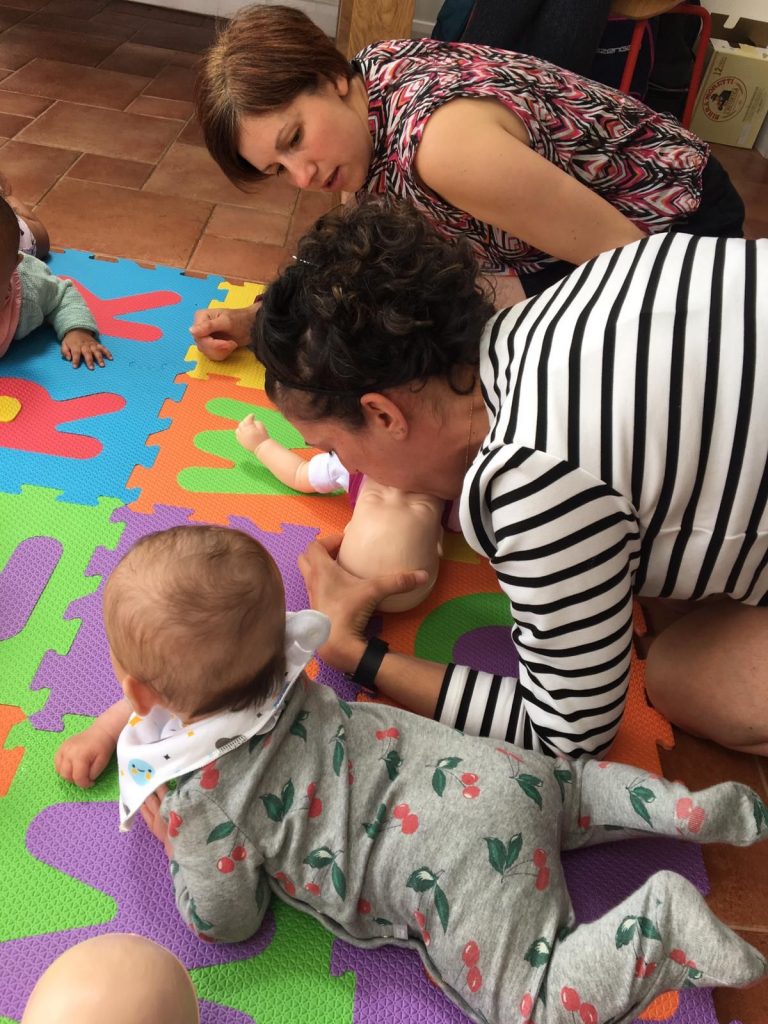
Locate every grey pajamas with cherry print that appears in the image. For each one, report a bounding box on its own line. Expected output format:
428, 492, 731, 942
162, 681, 768, 1024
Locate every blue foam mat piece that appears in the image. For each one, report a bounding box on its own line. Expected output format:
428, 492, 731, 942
0, 251, 227, 505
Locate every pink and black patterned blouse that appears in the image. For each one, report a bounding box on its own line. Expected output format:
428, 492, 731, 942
353, 38, 710, 274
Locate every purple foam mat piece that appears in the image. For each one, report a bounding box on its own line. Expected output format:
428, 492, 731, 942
15, 506, 729, 1024
29, 505, 319, 731
563, 836, 709, 916
228, 514, 318, 615
454, 625, 519, 678
314, 657, 360, 703
0, 801, 275, 1022
0, 536, 61, 642
331, 940, 469, 1024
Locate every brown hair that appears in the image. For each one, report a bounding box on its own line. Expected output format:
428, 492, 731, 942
104, 525, 287, 718
196, 4, 353, 185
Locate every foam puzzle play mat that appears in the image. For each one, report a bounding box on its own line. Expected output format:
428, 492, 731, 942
0, 249, 738, 1024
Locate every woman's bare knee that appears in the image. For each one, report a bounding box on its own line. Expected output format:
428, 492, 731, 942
645, 601, 768, 754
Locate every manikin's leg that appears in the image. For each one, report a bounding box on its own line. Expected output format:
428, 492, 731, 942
555, 755, 768, 851
528, 871, 766, 1024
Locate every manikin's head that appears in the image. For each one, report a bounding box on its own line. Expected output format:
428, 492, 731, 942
103, 526, 287, 721
0, 196, 21, 304
21, 934, 199, 1024
337, 479, 444, 613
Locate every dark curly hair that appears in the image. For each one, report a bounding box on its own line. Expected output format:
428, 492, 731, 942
252, 198, 495, 426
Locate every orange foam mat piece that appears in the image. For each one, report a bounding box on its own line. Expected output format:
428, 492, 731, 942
0, 704, 25, 797
127, 373, 350, 534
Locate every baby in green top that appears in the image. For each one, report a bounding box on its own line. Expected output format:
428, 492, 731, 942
0, 196, 111, 370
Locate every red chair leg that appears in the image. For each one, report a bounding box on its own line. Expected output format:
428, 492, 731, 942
619, 19, 648, 94
671, 4, 712, 129
617, 4, 713, 129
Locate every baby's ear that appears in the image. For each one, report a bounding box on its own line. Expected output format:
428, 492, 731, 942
122, 675, 162, 716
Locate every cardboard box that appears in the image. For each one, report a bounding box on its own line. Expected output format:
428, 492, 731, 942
690, 39, 768, 148
756, 99, 768, 156
708, 12, 768, 50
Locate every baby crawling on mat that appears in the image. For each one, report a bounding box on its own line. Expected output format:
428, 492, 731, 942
56, 525, 768, 1024
0, 196, 110, 370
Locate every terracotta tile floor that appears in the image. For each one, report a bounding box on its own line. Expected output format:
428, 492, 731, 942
0, 4, 766, 1019
0, 0, 335, 281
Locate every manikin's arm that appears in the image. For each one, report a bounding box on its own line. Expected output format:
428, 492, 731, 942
236, 414, 317, 493
55, 697, 132, 788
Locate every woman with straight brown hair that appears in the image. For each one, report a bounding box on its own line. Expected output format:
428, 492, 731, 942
189, 4, 744, 358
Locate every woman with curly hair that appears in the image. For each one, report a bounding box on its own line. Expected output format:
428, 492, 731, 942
251, 198, 768, 761
189, 4, 744, 357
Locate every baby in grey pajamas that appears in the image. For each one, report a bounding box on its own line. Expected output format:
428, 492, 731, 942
61, 525, 768, 1024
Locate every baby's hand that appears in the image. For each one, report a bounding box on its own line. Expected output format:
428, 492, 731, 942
61, 329, 112, 370
55, 723, 116, 788
236, 413, 269, 454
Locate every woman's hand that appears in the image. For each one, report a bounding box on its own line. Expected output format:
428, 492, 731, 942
298, 535, 428, 672
188, 303, 260, 361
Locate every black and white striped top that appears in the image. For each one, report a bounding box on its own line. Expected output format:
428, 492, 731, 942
436, 233, 768, 758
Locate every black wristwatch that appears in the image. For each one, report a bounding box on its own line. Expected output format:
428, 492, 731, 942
345, 636, 389, 690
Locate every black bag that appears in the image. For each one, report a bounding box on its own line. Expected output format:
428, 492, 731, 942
590, 16, 657, 97
432, 0, 475, 41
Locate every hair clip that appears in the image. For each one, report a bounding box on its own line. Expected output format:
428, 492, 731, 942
291, 255, 316, 267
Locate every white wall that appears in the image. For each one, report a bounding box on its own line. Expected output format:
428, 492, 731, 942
414, 0, 443, 36
141, 0, 337, 33
139, 0, 439, 37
